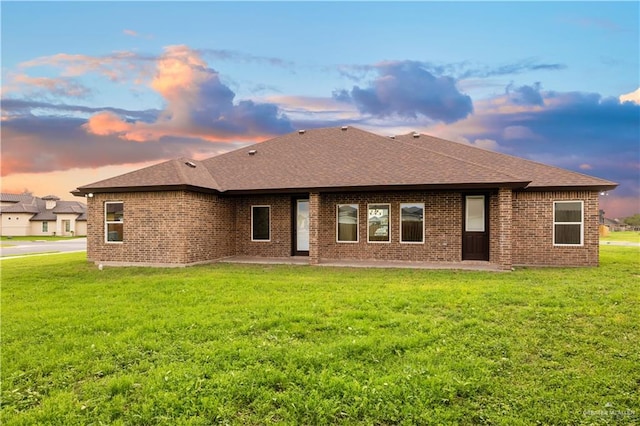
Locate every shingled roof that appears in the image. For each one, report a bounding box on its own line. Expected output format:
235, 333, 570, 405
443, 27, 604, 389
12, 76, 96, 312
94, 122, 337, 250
75, 126, 617, 195
0, 193, 87, 220
74, 158, 220, 194
394, 133, 615, 189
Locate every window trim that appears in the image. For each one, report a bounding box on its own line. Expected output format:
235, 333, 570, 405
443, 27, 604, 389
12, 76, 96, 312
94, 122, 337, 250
104, 201, 124, 244
42, 222, 48, 233
553, 200, 584, 246
251, 205, 271, 242
336, 204, 359, 243
400, 202, 425, 244
367, 203, 391, 244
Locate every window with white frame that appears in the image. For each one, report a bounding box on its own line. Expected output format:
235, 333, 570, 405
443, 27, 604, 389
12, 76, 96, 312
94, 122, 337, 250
105, 202, 124, 242
251, 206, 271, 241
553, 201, 583, 245
42, 222, 48, 232
368, 204, 390, 242
400, 203, 424, 243
337, 204, 358, 242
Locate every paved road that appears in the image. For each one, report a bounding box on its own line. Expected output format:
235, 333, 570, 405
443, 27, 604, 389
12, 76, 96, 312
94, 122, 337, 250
1, 238, 87, 258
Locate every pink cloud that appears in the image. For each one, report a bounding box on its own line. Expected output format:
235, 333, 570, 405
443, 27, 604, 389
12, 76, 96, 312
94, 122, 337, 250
600, 195, 640, 220
19, 51, 153, 83
3, 73, 91, 98
619, 88, 640, 105
123, 28, 154, 39
82, 111, 133, 136
82, 45, 292, 143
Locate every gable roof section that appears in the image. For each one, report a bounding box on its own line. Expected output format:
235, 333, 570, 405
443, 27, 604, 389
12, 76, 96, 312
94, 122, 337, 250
75, 158, 221, 193
30, 201, 87, 221
395, 133, 617, 190
75, 126, 617, 195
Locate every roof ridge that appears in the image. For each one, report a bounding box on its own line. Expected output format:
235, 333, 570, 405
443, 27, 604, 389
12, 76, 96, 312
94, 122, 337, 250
196, 158, 223, 192
172, 157, 223, 191
396, 133, 530, 184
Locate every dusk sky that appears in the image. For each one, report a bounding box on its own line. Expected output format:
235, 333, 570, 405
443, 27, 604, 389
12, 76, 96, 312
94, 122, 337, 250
2, 1, 638, 218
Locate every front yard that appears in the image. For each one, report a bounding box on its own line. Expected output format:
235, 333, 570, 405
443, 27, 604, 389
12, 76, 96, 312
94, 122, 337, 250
1, 246, 638, 425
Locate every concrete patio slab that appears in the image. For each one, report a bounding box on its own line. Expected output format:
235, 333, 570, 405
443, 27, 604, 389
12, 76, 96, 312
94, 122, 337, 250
218, 256, 504, 271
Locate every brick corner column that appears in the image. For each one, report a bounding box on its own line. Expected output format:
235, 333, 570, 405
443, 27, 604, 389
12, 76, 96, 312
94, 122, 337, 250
497, 188, 513, 270
309, 192, 320, 265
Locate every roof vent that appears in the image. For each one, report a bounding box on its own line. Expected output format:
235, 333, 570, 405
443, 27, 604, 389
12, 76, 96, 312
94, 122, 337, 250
248, 149, 257, 156
298, 129, 306, 134
185, 161, 196, 168
341, 126, 348, 131
412, 132, 420, 138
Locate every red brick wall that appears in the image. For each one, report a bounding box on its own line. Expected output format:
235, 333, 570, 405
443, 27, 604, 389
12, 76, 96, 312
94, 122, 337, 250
490, 189, 513, 270
182, 192, 235, 264
309, 192, 320, 264
86, 188, 601, 268
87, 191, 235, 266
234, 195, 293, 257
317, 191, 463, 262
512, 190, 599, 266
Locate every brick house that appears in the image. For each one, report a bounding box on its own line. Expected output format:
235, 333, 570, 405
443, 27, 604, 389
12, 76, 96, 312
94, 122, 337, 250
73, 126, 617, 269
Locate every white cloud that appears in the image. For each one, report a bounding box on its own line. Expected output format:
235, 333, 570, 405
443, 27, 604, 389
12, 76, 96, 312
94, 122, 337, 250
471, 138, 499, 151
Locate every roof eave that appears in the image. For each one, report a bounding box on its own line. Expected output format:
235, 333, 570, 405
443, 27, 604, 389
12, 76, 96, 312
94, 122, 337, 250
222, 181, 532, 195
520, 183, 619, 192
72, 184, 222, 197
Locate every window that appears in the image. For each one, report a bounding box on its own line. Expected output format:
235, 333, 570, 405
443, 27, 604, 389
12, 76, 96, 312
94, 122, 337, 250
64, 220, 71, 233
337, 204, 358, 242
465, 196, 485, 232
368, 204, 390, 243
400, 203, 424, 243
554, 201, 583, 245
251, 206, 270, 241
42, 222, 48, 232
105, 202, 124, 242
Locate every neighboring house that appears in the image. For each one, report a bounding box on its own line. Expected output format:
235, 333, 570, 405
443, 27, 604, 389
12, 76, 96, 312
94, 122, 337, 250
602, 217, 629, 232
73, 126, 617, 269
0, 193, 87, 237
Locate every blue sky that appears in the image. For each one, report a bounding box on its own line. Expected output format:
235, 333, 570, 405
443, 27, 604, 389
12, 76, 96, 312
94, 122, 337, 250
2, 1, 639, 217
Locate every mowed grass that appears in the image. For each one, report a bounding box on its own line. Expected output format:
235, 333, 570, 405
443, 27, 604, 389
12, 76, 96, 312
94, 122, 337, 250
601, 230, 640, 244
2, 248, 638, 425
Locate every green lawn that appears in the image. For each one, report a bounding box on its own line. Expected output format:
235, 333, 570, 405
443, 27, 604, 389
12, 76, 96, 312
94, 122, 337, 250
601, 230, 640, 244
2, 247, 638, 425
